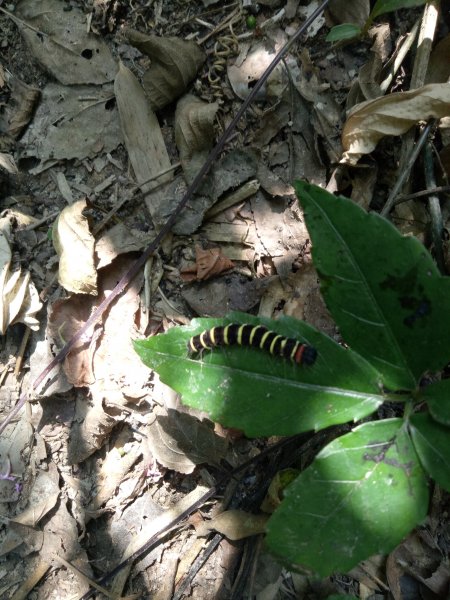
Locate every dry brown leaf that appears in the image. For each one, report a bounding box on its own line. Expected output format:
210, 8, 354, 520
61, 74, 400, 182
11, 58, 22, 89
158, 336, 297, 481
0, 220, 42, 333
124, 29, 205, 111
0, 73, 40, 139
181, 245, 234, 282
95, 222, 152, 269
327, 0, 370, 26
426, 34, 450, 84
19, 83, 121, 172
15, 0, 117, 85
175, 94, 219, 184
60, 255, 147, 463
114, 62, 173, 223
53, 199, 97, 295
342, 82, 450, 165
200, 509, 268, 540
146, 407, 228, 474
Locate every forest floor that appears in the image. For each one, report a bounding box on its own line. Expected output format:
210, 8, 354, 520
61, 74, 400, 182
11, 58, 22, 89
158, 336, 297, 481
0, 0, 449, 599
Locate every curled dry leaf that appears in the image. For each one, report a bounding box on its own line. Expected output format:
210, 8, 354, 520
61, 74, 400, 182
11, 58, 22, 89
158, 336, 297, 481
342, 82, 450, 165
175, 94, 219, 184
0, 221, 42, 334
52, 199, 97, 295
0, 72, 40, 139
15, 0, 117, 85
181, 245, 235, 282
124, 29, 206, 111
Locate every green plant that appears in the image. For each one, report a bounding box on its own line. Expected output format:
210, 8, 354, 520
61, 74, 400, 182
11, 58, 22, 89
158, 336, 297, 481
326, 0, 428, 42
134, 181, 450, 576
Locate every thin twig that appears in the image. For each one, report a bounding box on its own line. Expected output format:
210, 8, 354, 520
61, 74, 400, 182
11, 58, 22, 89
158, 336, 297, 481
380, 121, 435, 217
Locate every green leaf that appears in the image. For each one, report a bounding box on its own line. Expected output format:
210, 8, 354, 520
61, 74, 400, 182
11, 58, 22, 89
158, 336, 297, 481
417, 379, 450, 426
326, 24, 362, 42
266, 419, 428, 576
409, 412, 450, 491
296, 181, 450, 389
134, 313, 384, 437
371, 0, 427, 19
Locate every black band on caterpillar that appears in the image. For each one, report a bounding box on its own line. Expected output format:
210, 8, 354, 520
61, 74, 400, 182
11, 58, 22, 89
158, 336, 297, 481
188, 324, 317, 366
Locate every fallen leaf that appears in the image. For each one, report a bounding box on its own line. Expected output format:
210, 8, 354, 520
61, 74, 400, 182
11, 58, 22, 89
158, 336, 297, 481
18, 83, 121, 172
114, 62, 173, 224
0, 73, 40, 138
15, 0, 117, 85
147, 408, 228, 474
181, 245, 234, 282
342, 82, 450, 164
182, 273, 271, 317
53, 199, 97, 295
124, 29, 205, 111
201, 509, 268, 540
0, 219, 42, 333
228, 32, 287, 101
95, 222, 152, 269
175, 94, 219, 184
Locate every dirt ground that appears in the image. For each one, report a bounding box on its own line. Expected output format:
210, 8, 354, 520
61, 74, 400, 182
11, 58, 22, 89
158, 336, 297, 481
0, 0, 449, 598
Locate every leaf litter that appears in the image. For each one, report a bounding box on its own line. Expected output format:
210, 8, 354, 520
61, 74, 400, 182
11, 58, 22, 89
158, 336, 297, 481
0, 0, 449, 598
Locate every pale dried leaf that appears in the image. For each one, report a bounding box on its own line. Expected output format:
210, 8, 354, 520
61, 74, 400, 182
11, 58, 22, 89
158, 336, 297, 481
202, 509, 268, 540
53, 199, 97, 295
0, 74, 40, 139
114, 63, 172, 221
175, 94, 219, 184
124, 29, 205, 110
15, 0, 117, 85
0, 227, 42, 334
95, 223, 152, 269
0, 152, 18, 174
342, 83, 450, 165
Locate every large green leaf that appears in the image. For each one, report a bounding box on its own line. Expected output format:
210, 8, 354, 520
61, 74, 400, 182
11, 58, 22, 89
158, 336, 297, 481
417, 379, 450, 426
409, 412, 450, 491
296, 181, 450, 389
266, 419, 428, 576
134, 313, 384, 437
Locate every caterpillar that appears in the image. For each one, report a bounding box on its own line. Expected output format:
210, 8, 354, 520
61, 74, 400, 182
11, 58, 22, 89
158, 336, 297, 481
188, 324, 317, 366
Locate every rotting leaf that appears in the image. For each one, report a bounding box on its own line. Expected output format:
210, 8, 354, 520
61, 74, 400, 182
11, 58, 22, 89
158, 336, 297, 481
342, 82, 450, 165
180, 245, 234, 282
0, 218, 42, 334
175, 94, 219, 185
15, 0, 117, 85
123, 29, 206, 111
53, 199, 97, 295
146, 407, 228, 474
